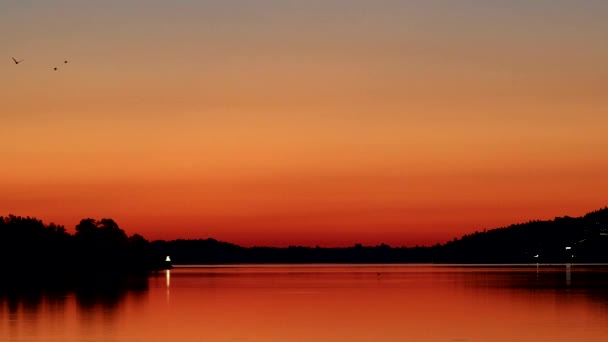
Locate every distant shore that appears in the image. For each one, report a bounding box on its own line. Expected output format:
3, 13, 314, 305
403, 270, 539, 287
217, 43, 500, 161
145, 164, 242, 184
2, 207, 608, 273
169, 263, 608, 267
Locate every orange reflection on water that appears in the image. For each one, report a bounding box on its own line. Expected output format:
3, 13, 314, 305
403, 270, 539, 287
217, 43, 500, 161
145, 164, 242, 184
141, 266, 608, 341
1, 266, 608, 341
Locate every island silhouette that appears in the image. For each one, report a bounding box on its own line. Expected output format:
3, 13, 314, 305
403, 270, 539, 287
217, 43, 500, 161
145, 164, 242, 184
0, 216, 168, 275
2, 207, 608, 274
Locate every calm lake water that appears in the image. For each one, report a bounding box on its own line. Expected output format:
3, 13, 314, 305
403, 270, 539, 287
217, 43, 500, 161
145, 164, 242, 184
1, 265, 608, 341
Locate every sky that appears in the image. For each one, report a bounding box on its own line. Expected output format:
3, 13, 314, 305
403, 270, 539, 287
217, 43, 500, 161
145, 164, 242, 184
1, 0, 608, 247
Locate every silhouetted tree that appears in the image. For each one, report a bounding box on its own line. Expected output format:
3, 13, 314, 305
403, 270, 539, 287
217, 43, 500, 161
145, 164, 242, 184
4, 207, 608, 270
1, 215, 166, 275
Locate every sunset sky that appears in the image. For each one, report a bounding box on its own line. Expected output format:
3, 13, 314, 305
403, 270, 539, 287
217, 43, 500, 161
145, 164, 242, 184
2, 1, 608, 247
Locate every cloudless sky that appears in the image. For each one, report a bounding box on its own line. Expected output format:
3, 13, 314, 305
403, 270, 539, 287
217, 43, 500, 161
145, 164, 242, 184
1, 0, 608, 246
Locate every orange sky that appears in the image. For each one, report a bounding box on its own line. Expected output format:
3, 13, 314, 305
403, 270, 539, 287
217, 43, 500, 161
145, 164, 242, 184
1, 1, 608, 246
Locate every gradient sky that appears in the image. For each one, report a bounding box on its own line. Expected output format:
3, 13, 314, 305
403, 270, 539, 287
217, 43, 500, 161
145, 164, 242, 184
2, 0, 608, 246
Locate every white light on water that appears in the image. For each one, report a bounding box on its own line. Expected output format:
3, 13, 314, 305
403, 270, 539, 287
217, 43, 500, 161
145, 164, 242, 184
166, 256, 171, 262
565, 247, 572, 250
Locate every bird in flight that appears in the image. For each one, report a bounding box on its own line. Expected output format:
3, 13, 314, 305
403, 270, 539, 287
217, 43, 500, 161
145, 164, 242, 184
64, 60, 68, 64
12, 57, 24, 64
53, 67, 58, 71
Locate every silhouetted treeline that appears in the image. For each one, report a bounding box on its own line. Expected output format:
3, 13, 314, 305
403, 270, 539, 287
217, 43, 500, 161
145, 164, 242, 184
150, 207, 608, 264
150, 239, 437, 264
4, 207, 608, 269
0, 215, 168, 274
436, 207, 608, 263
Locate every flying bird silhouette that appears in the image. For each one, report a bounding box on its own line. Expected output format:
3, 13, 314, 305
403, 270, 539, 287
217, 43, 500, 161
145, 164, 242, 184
53, 67, 58, 71
64, 60, 68, 64
12, 57, 24, 64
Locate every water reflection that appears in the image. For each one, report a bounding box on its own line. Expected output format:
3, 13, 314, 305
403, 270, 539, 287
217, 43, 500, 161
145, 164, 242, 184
453, 264, 608, 292
74, 276, 148, 310
0, 274, 148, 309
159, 266, 608, 341
166, 269, 171, 303
0, 272, 149, 341
1, 266, 607, 341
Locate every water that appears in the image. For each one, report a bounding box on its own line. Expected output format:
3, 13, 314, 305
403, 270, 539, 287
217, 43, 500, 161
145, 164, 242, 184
1, 265, 608, 341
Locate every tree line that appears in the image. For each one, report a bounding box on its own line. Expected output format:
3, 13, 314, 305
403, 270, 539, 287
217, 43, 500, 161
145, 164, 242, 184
2, 207, 608, 272
0, 215, 167, 274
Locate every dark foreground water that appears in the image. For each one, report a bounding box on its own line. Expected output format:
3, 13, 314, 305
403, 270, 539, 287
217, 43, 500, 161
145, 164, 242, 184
1, 265, 608, 341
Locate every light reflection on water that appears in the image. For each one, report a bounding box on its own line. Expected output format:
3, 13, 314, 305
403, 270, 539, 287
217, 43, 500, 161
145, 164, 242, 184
1, 265, 608, 341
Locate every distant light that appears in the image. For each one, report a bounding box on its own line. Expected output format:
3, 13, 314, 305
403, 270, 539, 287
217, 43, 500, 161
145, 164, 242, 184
166, 256, 171, 262
534, 254, 539, 258
565, 247, 572, 250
